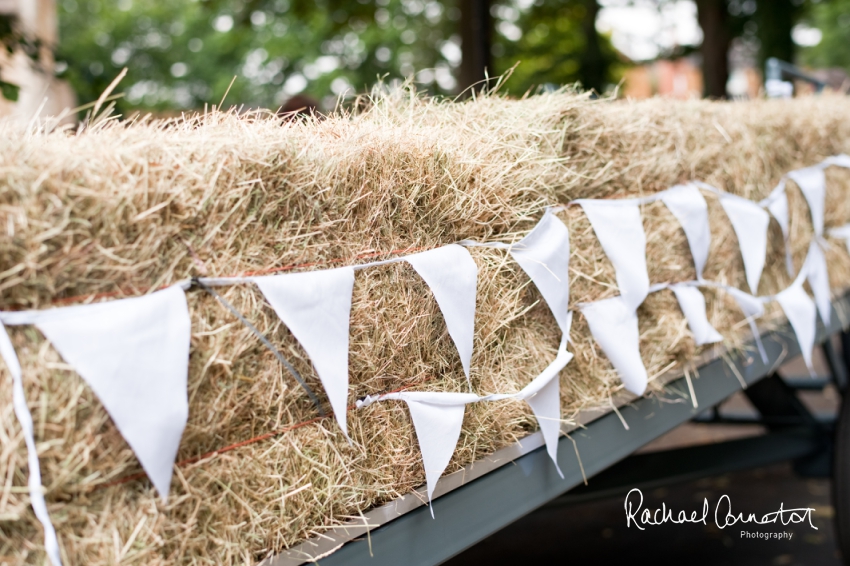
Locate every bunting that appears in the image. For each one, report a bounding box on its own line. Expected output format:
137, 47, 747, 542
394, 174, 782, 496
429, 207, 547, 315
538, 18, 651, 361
789, 166, 826, 238
661, 184, 711, 280
0, 323, 63, 566
761, 180, 794, 275
803, 240, 832, 326
577, 200, 649, 311
509, 209, 572, 335
670, 284, 723, 346
405, 245, 478, 388
579, 296, 647, 396
718, 193, 769, 295
726, 286, 769, 364
2, 286, 191, 501
775, 281, 817, 374
357, 335, 575, 515
254, 267, 356, 437
2, 155, 848, 562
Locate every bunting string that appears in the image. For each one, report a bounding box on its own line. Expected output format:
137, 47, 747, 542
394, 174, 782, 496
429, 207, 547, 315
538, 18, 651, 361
2, 155, 850, 565
193, 278, 325, 416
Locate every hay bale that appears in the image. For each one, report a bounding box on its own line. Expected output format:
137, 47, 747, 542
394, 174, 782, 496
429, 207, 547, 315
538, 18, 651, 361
2, 90, 850, 564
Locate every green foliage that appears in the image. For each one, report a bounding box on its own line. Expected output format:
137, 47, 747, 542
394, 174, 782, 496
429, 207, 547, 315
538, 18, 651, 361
491, 0, 619, 95
56, 0, 465, 113
0, 78, 20, 101
56, 0, 616, 113
798, 0, 850, 71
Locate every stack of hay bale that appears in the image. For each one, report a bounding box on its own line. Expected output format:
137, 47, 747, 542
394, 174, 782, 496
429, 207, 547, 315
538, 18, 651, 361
2, 90, 850, 564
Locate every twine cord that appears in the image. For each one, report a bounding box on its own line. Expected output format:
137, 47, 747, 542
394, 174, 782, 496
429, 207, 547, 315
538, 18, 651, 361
9, 155, 850, 498
192, 278, 325, 417
100, 375, 435, 489
45, 245, 433, 308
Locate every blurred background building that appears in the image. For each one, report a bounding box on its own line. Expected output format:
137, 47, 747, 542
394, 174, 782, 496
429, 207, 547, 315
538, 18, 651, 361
0, 0, 848, 121
0, 0, 74, 120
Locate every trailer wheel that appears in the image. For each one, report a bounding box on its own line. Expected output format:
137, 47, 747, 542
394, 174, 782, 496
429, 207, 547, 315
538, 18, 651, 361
834, 391, 850, 563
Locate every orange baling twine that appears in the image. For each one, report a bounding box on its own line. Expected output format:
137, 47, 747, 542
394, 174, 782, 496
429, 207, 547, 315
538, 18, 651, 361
53, 244, 437, 489
100, 376, 435, 490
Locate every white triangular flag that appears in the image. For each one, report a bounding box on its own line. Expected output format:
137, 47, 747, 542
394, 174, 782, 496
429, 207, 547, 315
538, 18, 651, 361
760, 180, 794, 275
824, 154, 850, 169
406, 245, 478, 387
578, 200, 649, 311
513, 338, 573, 477
510, 209, 572, 334
390, 392, 479, 516
775, 283, 817, 374
580, 296, 647, 395
788, 166, 826, 238
719, 193, 769, 294
829, 225, 850, 255
0, 322, 63, 566
803, 240, 831, 326
253, 266, 356, 437
33, 285, 191, 501
670, 284, 723, 346
661, 185, 711, 280
726, 287, 768, 364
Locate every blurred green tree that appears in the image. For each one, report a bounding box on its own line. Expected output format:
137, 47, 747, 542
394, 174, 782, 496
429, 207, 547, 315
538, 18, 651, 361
57, 0, 468, 113
490, 0, 619, 95
55, 0, 617, 113
798, 0, 850, 72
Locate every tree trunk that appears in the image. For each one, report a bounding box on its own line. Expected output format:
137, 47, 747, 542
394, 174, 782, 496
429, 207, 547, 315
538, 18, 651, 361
458, 0, 491, 95
578, 0, 606, 93
756, 0, 798, 70
696, 0, 730, 99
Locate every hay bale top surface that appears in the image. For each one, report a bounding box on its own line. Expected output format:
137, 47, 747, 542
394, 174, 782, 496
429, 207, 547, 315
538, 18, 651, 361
2, 91, 850, 564
3, 92, 850, 307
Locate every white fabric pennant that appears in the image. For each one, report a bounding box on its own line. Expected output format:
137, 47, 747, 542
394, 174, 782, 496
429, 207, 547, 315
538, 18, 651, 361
578, 200, 649, 311
726, 287, 768, 364
405, 245, 478, 387
788, 166, 826, 238
829, 225, 850, 255
370, 391, 478, 516
0, 322, 63, 566
580, 296, 647, 396
357, 337, 575, 508
660, 185, 711, 280
803, 240, 831, 326
510, 209, 572, 334
719, 193, 769, 295
670, 284, 723, 346
24, 286, 191, 501
482, 335, 573, 475
253, 266, 356, 437
775, 283, 817, 374
512, 338, 572, 478
824, 154, 850, 169
761, 180, 794, 276
406, 399, 467, 513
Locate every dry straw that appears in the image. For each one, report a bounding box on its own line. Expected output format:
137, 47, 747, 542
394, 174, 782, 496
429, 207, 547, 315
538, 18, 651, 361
2, 85, 850, 564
